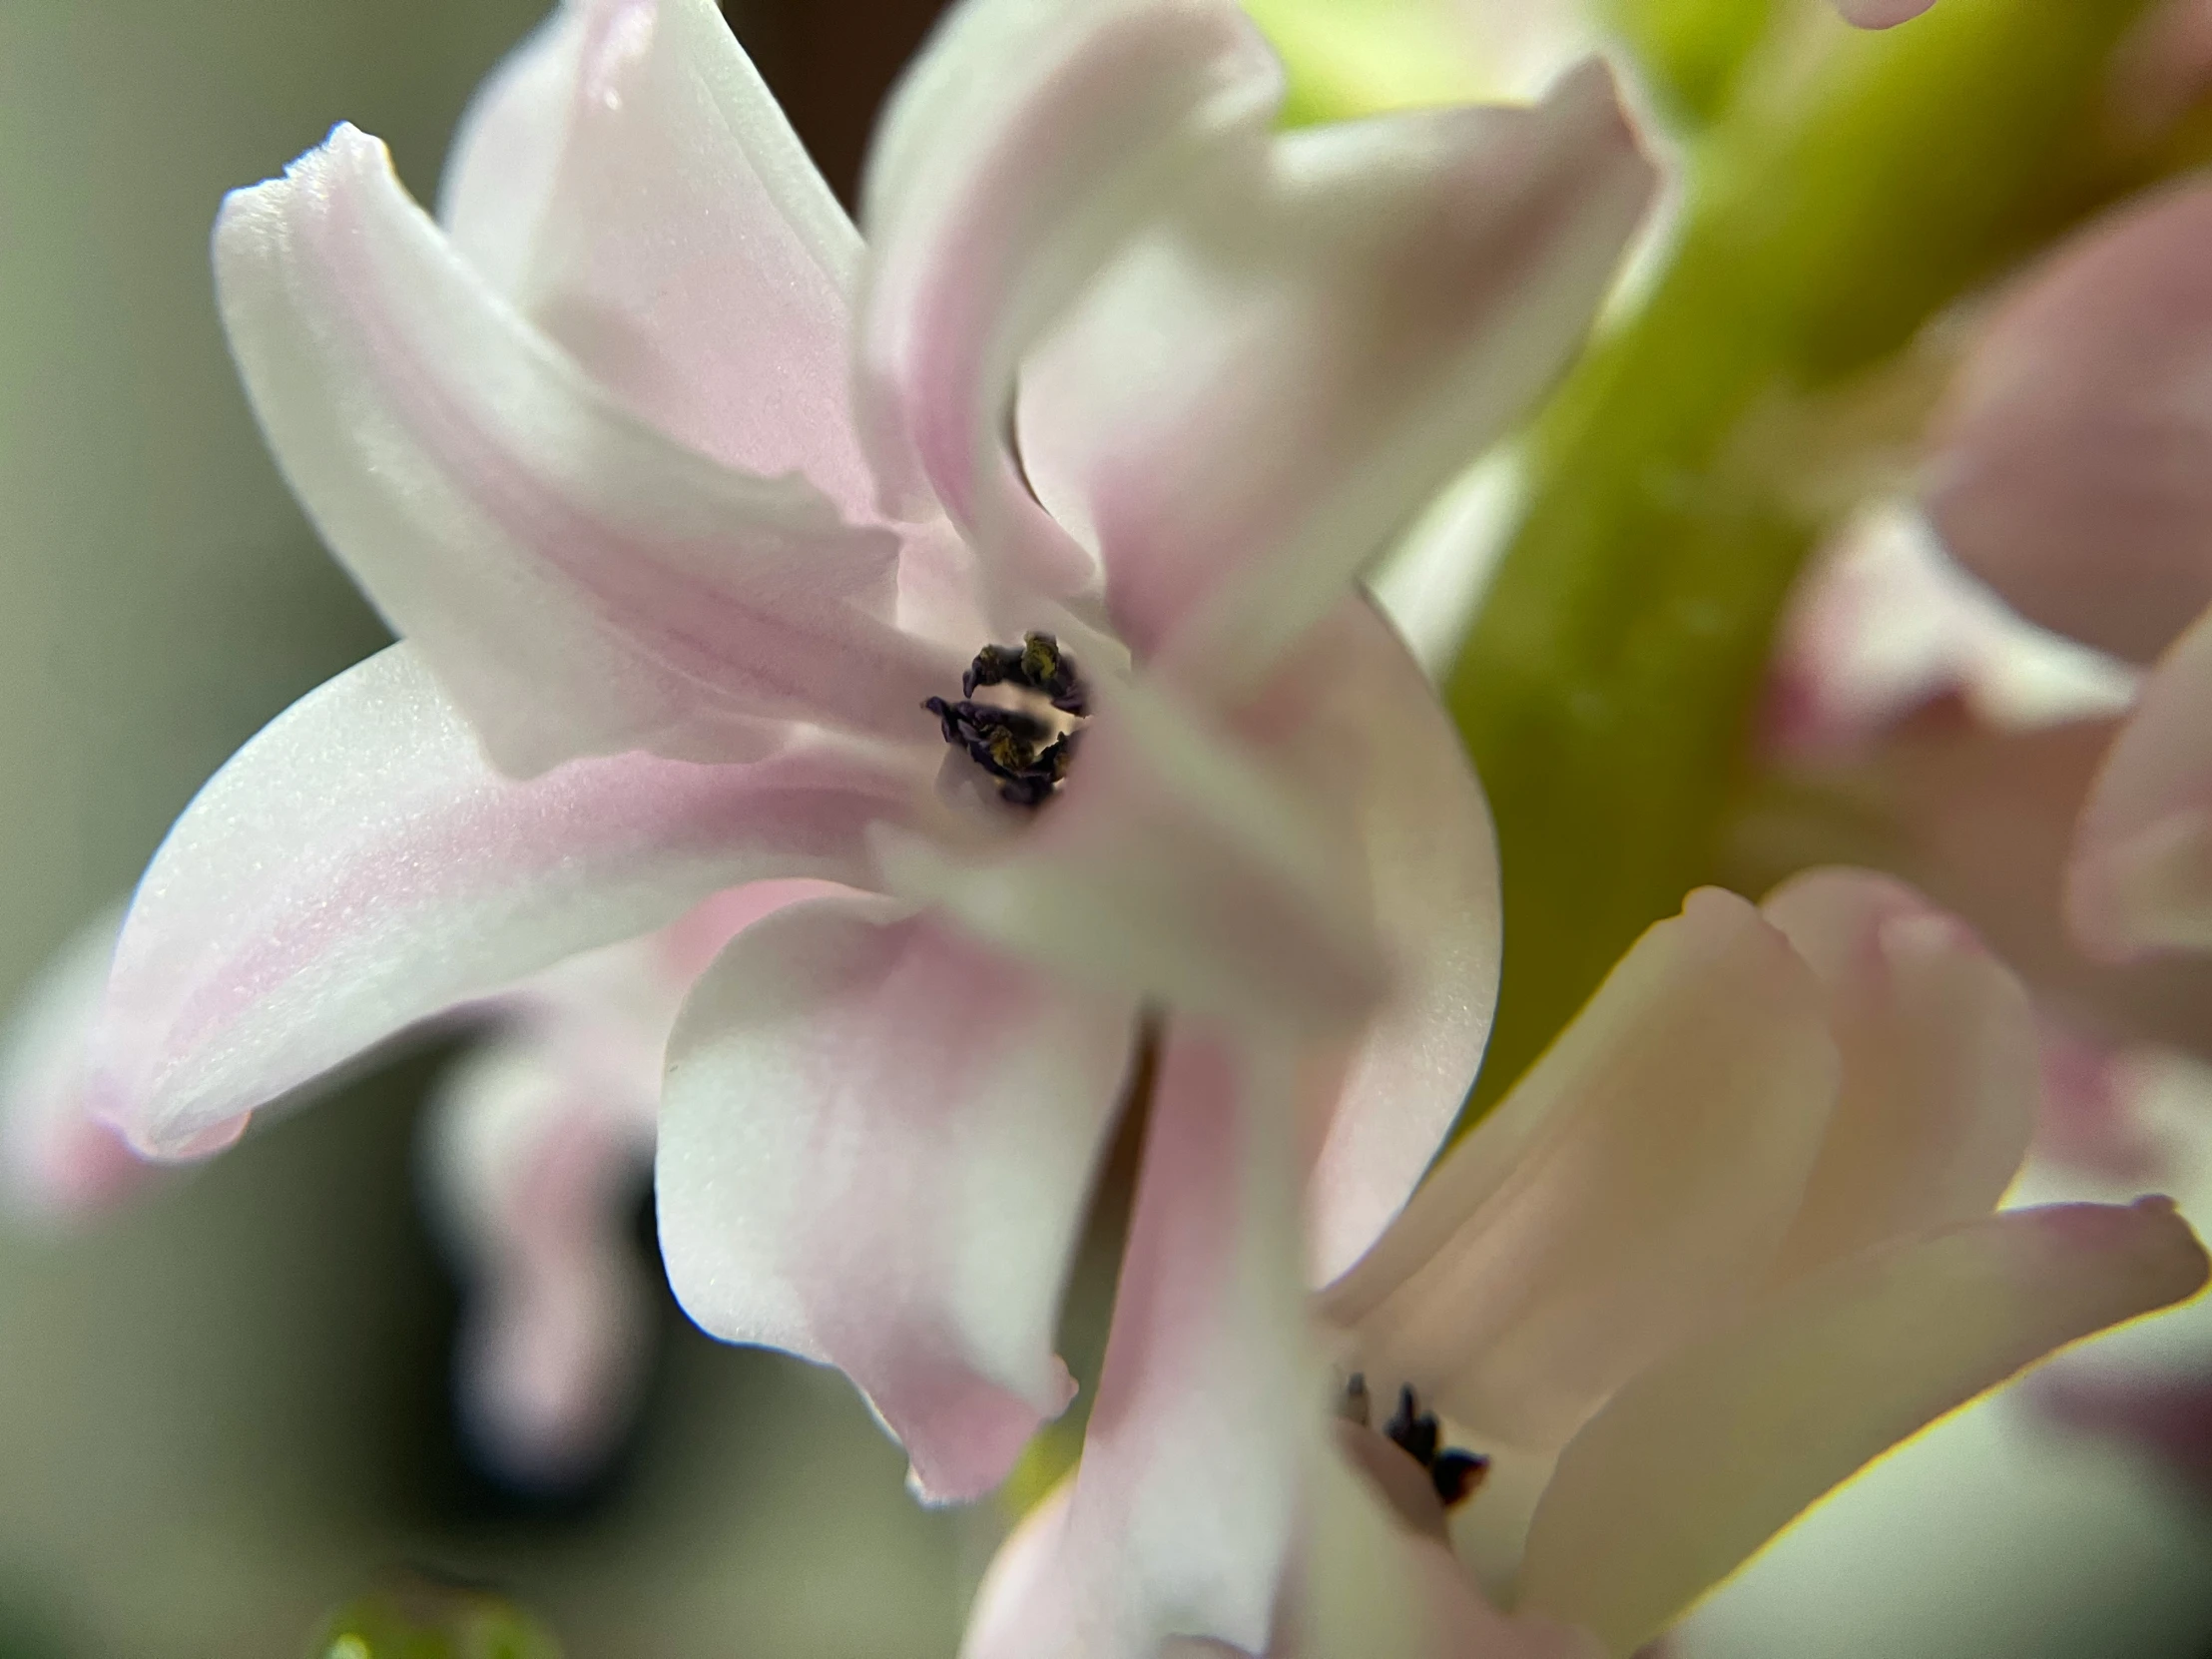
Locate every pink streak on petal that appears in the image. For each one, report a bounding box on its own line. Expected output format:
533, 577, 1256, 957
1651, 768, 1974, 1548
0, 906, 156, 1222
855, 0, 1284, 596
1928, 179, 2212, 666
657, 898, 1137, 1504
93, 645, 917, 1157
458, 0, 879, 512
1026, 60, 1653, 681
219, 124, 951, 775
1015, 1030, 1315, 1655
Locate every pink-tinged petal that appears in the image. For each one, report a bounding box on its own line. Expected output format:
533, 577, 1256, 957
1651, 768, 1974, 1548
1020, 60, 1653, 679
656, 897, 1138, 1504
1928, 181, 2212, 666
981, 1032, 1317, 1655
1298, 1441, 1606, 1659
435, 4, 587, 296
2069, 605, 2212, 960
1729, 706, 2212, 1064
854, 0, 1285, 596
1325, 890, 1838, 1451
422, 1029, 657, 1490
1832, 0, 1935, 25
1760, 868, 2039, 1283
444, 0, 877, 511
217, 123, 952, 774
94, 645, 916, 1158
2032, 1365, 2212, 1502
1515, 1199, 2211, 1656
875, 675, 1386, 1037
0, 905, 150, 1223
1248, 602, 1500, 1287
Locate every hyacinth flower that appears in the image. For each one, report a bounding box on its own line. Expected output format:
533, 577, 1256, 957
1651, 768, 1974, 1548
76, 0, 1659, 1510
963, 870, 2210, 1659
2, 883, 832, 1487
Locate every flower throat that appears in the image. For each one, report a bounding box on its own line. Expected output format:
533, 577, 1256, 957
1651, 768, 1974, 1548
925, 633, 1089, 809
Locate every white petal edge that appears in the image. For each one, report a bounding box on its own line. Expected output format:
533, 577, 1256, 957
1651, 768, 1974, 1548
93, 644, 918, 1156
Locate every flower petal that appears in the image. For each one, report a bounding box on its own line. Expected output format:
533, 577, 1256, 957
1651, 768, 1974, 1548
1324, 889, 1838, 1450
217, 122, 951, 774
875, 674, 1387, 1037
976, 1031, 1317, 1655
423, 1027, 658, 1490
443, 0, 877, 511
1759, 868, 2039, 1284
1516, 1199, 2211, 1656
92, 645, 916, 1158
0, 904, 148, 1223
1019, 60, 1653, 678
435, 3, 587, 296
1927, 180, 2212, 667
854, 0, 1285, 596
1250, 602, 1500, 1288
1833, 0, 1936, 25
2068, 605, 2212, 960
656, 896, 1137, 1504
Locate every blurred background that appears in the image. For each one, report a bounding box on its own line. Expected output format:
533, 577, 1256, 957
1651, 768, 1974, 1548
3, 1, 2211, 1656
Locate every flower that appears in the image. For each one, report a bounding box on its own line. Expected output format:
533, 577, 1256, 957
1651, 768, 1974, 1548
2, 883, 830, 1487
962, 870, 2210, 1658
83, 0, 1655, 1508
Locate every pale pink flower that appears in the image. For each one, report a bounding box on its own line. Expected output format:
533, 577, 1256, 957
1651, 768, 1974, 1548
964, 871, 2210, 1658
2, 883, 827, 1487
83, 0, 1656, 1507
1925, 178, 2212, 965
1831, 0, 1937, 25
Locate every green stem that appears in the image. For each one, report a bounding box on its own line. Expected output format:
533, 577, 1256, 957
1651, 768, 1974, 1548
1447, 0, 2161, 1119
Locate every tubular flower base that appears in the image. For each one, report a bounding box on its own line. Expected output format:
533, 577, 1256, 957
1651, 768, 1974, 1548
964, 873, 2210, 1659
77, 0, 1657, 1510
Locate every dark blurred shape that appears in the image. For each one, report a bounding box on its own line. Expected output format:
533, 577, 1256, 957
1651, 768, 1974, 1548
728, 0, 957, 206
310, 1571, 562, 1659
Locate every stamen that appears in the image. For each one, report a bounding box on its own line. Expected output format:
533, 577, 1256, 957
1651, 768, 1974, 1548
928, 634, 1089, 808
1344, 1377, 1489, 1510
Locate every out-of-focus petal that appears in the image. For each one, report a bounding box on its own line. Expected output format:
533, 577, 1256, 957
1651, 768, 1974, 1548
2069, 605, 2212, 959
423, 1029, 658, 1489
444, 0, 877, 510
977, 1033, 1316, 1656
0, 905, 146, 1223
874, 676, 1386, 1038
1020, 60, 1653, 680
1760, 868, 2039, 1283
1731, 707, 2212, 1063
93, 645, 917, 1159
1516, 1199, 2211, 1656
1927, 181, 2212, 666
1324, 890, 1837, 1450
854, 0, 1284, 597
1833, 0, 1936, 25
1252, 602, 1500, 1287
656, 896, 1137, 1504
217, 123, 951, 774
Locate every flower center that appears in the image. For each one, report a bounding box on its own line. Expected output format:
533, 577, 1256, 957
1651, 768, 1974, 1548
924, 633, 1090, 809
1341, 1374, 1490, 1508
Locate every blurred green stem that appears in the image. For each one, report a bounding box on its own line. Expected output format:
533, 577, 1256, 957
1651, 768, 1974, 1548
1448, 0, 2161, 1118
